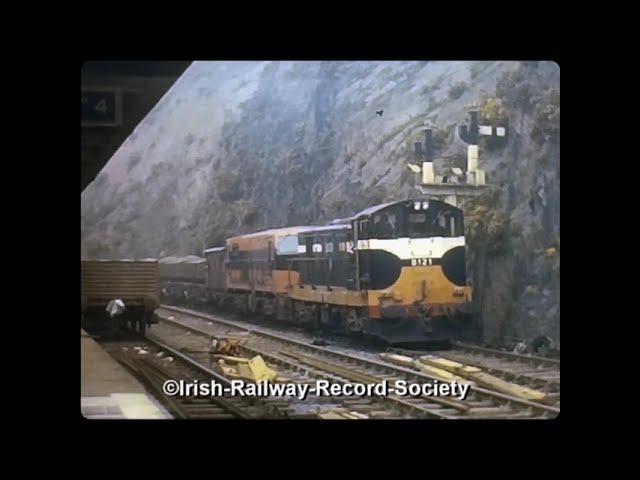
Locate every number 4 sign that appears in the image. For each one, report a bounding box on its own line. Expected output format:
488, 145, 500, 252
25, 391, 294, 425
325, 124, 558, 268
81, 88, 122, 127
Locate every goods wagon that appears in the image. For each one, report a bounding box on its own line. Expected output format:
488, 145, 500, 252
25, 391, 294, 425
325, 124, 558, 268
158, 255, 208, 304
204, 247, 226, 291
159, 256, 207, 283
81, 260, 160, 334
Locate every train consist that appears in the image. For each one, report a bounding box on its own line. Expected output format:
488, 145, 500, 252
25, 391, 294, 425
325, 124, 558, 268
159, 198, 474, 344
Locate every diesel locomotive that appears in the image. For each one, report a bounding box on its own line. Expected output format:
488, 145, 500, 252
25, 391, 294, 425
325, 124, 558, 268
161, 198, 474, 344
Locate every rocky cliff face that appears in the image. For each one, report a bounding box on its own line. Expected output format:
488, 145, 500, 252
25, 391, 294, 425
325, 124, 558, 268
81, 61, 560, 346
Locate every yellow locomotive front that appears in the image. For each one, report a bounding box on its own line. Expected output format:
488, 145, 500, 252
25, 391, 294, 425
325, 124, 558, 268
352, 199, 474, 344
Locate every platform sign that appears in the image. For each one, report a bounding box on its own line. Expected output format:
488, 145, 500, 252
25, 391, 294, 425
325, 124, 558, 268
81, 88, 122, 127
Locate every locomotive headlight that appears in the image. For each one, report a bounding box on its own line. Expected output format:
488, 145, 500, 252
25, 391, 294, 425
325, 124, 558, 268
422, 201, 429, 210
453, 287, 465, 296
414, 201, 421, 210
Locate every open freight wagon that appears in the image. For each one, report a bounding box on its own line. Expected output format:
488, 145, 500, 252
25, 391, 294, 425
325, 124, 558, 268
81, 259, 160, 335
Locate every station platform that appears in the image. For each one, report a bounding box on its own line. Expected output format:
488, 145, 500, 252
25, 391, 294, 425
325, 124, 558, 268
81, 330, 171, 419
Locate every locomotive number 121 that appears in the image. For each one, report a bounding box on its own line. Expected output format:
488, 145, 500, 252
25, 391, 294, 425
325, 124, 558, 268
411, 258, 434, 266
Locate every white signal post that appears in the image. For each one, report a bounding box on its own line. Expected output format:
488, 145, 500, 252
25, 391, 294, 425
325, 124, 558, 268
405, 107, 505, 207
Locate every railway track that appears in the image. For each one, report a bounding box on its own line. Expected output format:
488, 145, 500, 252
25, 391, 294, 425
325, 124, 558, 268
143, 325, 418, 419
103, 339, 285, 419
151, 305, 560, 419
390, 342, 560, 406
103, 336, 411, 419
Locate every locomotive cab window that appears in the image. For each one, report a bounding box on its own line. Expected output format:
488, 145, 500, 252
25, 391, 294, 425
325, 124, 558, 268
407, 212, 428, 236
358, 219, 369, 238
430, 211, 462, 237
372, 212, 397, 238
404, 202, 464, 238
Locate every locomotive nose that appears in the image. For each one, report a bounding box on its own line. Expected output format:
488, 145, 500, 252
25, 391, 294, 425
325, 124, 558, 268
441, 246, 467, 287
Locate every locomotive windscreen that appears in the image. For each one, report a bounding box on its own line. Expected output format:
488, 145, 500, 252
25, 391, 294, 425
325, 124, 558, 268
364, 201, 464, 239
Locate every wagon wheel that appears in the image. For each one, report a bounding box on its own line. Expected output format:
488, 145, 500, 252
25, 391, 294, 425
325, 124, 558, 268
138, 314, 148, 336
310, 306, 321, 333
344, 309, 364, 336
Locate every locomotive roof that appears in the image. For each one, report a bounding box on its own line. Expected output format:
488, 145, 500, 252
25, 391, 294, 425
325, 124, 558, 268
351, 198, 456, 219
298, 224, 351, 235
330, 217, 354, 225
227, 225, 321, 241
351, 200, 398, 218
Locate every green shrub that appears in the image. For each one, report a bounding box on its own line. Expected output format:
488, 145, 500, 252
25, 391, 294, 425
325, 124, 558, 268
477, 95, 507, 124
215, 167, 244, 202
473, 95, 509, 151
448, 81, 468, 100
495, 68, 535, 113
531, 89, 560, 145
